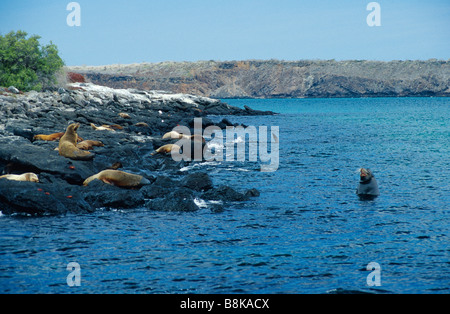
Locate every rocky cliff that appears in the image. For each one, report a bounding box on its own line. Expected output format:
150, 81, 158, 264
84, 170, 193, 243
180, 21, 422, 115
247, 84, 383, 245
68, 59, 450, 98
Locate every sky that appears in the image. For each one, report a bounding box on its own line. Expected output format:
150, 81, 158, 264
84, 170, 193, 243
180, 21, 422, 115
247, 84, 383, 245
0, 0, 449, 66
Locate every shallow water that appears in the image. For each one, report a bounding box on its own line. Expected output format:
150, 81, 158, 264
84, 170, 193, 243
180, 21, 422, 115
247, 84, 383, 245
0, 97, 449, 294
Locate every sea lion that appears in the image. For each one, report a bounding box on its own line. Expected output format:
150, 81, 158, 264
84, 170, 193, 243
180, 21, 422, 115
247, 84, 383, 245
151, 144, 181, 155
162, 131, 186, 140
119, 112, 131, 119
77, 140, 104, 150
189, 134, 206, 143
33, 132, 65, 142
135, 122, 149, 128
90, 123, 115, 131
83, 170, 150, 188
105, 124, 123, 130
107, 162, 123, 170
356, 168, 380, 199
34, 132, 84, 142
59, 123, 94, 161
162, 131, 205, 143
0, 173, 39, 183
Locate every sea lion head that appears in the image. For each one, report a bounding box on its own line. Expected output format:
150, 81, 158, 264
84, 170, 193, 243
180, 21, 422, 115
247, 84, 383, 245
68, 123, 80, 133
359, 168, 373, 183
25, 173, 39, 183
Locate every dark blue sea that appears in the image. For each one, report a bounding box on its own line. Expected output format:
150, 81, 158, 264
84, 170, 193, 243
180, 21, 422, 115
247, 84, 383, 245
1, 97, 449, 294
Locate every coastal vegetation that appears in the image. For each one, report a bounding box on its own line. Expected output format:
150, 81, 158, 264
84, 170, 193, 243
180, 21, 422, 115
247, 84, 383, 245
0, 30, 64, 92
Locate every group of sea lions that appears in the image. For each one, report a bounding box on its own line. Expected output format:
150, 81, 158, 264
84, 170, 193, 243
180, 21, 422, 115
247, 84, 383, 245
150, 130, 206, 157
1, 120, 381, 199
0, 120, 147, 188
0, 120, 206, 189
53, 121, 163, 188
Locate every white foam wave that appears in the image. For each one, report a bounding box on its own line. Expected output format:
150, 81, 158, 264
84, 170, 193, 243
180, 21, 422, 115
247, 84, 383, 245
206, 142, 224, 150
194, 198, 208, 208
194, 198, 223, 209
225, 168, 251, 172
180, 161, 221, 172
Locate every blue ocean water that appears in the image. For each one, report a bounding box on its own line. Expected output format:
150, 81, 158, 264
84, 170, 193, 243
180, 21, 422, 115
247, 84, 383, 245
0, 97, 449, 294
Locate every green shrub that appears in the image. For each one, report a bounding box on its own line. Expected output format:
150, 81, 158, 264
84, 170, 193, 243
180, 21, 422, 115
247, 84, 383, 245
0, 30, 64, 92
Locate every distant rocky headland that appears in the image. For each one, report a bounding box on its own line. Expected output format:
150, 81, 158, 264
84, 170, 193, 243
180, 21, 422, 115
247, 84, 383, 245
68, 59, 450, 98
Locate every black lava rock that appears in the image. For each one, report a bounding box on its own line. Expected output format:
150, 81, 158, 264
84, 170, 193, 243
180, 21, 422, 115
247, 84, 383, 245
0, 83, 268, 216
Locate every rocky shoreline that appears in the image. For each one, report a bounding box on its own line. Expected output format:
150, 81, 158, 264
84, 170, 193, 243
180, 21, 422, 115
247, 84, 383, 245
0, 83, 273, 216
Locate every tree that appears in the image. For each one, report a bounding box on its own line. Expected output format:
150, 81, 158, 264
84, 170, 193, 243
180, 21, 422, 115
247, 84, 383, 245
0, 30, 64, 91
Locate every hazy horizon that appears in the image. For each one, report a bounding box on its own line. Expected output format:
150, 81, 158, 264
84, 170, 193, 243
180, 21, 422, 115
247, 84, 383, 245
1, 0, 449, 66
66, 58, 449, 69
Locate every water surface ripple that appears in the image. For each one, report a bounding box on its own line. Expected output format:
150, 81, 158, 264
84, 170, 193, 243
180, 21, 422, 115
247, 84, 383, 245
1, 97, 449, 294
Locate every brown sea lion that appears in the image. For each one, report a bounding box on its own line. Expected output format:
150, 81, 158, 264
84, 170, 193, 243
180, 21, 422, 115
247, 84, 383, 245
107, 162, 123, 170
59, 123, 94, 161
77, 140, 104, 150
135, 122, 149, 127
0, 173, 39, 182
189, 134, 206, 143
83, 170, 150, 188
104, 124, 123, 130
33, 132, 65, 142
151, 144, 181, 155
33, 132, 84, 142
119, 112, 131, 119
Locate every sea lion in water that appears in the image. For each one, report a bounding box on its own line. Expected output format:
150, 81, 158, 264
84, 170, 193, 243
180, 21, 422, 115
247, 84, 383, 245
356, 168, 380, 199
0, 173, 39, 183
151, 144, 181, 155
59, 123, 94, 161
83, 170, 150, 188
